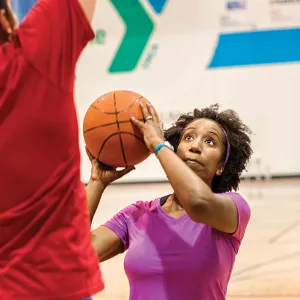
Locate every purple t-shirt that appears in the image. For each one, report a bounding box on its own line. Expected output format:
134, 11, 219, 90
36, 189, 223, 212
103, 192, 250, 300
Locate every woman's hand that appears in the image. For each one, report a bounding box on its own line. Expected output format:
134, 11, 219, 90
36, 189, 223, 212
130, 102, 165, 152
86, 148, 135, 187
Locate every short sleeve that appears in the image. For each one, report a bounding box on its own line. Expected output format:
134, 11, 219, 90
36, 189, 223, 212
17, 0, 94, 88
102, 204, 137, 251
227, 193, 251, 241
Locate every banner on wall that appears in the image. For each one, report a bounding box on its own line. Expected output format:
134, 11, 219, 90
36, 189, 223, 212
77, 0, 300, 182
11, 0, 300, 182
13, 0, 300, 72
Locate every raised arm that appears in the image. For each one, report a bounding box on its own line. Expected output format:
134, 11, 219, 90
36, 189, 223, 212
16, 0, 96, 86
131, 102, 251, 236
86, 149, 134, 261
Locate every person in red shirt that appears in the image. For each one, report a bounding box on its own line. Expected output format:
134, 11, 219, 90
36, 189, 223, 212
0, 0, 120, 298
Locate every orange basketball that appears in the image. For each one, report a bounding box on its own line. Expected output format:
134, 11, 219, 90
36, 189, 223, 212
83, 90, 154, 168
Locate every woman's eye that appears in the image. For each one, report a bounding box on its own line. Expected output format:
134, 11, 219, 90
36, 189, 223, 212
185, 135, 194, 141
205, 139, 214, 146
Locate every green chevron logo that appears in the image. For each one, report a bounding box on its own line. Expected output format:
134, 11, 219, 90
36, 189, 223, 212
108, 0, 155, 73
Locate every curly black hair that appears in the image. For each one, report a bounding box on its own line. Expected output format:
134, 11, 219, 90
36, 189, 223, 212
164, 104, 253, 193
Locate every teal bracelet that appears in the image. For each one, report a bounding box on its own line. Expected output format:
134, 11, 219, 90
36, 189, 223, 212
154, 142, 175, 156
154, 143, 166, 156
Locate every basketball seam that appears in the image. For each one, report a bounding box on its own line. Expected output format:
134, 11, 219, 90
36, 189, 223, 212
90, 95, 144, 114
97, 132, 146, 163
118, 95, 143, 114
114, 92, 128, 167
97, 132, 119, 161
83, 119, 144, 134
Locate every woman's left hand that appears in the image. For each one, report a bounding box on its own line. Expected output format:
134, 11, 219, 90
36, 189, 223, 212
130, 102, 165, 153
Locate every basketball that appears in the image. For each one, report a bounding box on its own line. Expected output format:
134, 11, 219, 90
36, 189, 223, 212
83, 90, 155, 168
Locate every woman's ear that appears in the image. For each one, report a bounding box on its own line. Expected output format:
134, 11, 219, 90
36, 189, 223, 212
216, 164, 224, 176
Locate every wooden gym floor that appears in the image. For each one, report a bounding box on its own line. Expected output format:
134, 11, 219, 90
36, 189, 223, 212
91, 178, 300, 300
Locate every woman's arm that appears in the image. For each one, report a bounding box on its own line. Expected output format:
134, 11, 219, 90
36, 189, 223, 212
86, 179, 124, 262
86, 179, 106, 222
85, 149, 134, 261
130, 102, 239, 234
156, 146, 238, 234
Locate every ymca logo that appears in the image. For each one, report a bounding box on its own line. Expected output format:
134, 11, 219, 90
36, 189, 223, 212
107, 0, 168, 73
13, 0, 168, 74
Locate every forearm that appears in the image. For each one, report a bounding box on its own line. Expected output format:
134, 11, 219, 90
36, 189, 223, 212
157, 147, 213, 211
86, 180, 106, 222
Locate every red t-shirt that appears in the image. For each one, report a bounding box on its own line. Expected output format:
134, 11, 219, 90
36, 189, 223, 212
0, 0, 104, 299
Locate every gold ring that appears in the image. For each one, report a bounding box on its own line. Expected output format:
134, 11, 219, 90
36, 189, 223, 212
145, 116, 153, 121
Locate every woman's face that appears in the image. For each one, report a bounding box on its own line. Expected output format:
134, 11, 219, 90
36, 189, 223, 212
176, 118, 226, 187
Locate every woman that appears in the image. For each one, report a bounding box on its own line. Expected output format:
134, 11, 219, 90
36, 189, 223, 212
87, 102, 253, 300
